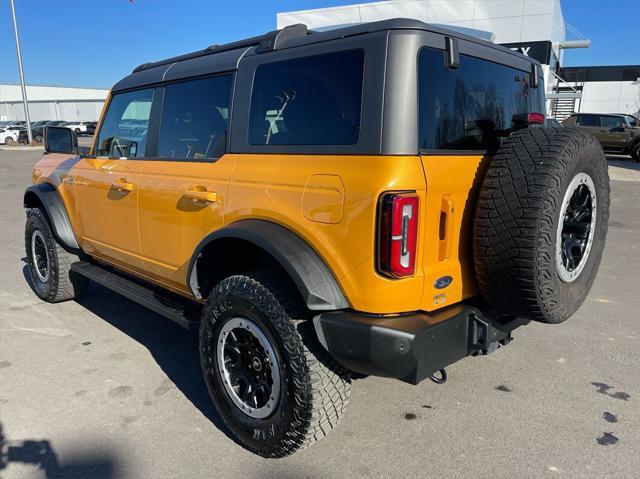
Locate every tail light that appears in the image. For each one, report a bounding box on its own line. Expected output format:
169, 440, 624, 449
513, 112, 545, 125
377, 192, 419, 278
526, 112, 545, 124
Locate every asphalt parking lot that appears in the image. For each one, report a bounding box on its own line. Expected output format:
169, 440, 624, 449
0, 147, 638, 479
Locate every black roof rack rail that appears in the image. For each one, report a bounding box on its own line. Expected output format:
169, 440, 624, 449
132, 24, 309, 74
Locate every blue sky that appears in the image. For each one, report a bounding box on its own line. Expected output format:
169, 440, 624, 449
0, 0, 638, 89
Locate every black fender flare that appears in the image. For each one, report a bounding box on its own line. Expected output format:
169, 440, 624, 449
187, 219, 349, 311
23, 183, 79, 250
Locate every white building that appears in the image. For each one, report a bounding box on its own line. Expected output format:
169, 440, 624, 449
0, 84, 108, 122
278, 0, 640, 120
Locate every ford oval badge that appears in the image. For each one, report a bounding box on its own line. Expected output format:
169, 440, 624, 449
434, 276, 453, 289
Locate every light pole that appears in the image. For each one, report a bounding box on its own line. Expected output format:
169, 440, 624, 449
9, 0, 33, 144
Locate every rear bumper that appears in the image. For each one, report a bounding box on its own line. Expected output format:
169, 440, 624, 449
314, 305, 529, 385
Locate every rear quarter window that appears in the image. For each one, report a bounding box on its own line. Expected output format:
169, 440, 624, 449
248, 50, 364, 146
418, 47, 543, 151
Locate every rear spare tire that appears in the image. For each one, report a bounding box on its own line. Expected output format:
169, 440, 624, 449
474, 127, 610, 323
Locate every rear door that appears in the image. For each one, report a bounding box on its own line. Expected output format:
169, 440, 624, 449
73, 88, 154, 271
136, 74, 235, 293
575, 114, 603, 142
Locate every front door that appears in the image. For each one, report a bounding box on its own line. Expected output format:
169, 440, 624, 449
598, 115, 629, 151
136, 75, 235, 293
74, 88, 155, 272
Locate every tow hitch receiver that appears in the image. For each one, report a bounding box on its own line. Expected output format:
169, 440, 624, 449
314, 305, 529, 385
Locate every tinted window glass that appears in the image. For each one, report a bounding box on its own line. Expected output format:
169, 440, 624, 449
158, 75, 232, 160
249, 50, 364, 146
418, 48, 544, 150
601, 116, 622, 129
96, 89, 153, 158
576, 115, 599, 127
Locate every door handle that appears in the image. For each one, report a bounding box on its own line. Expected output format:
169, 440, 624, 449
438, 195, 455, 261
111, 178, 134, 192
184, 187, 218, 203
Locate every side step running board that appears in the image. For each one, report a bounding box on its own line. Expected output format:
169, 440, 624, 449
71, 261, 200, 330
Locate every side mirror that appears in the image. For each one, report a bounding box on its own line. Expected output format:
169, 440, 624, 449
44, 126, 78, 154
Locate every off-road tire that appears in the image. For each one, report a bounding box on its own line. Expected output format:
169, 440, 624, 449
25, 208, 88, 302
199, 270, 351, 457
474, 127, 610, 323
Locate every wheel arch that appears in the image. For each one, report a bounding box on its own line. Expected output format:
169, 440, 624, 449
627, 136, 640, 155
23, 183, 79, 250
188, 220, 349, 311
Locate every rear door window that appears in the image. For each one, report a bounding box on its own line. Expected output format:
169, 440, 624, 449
418, 47, 544, 151
248, 50, 364, 146
158, 75, 233, 160
576, 115, 600, 127
96, 89, 154, 158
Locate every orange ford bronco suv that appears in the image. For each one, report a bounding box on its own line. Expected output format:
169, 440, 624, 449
24, 19, 610, 457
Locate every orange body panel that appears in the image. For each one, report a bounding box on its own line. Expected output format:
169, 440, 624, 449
418, 154, 486, 310
73, 158, 146, 270
136, 156, 237, 292
32, 150, 486, 314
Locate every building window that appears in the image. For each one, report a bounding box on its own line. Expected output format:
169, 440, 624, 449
96, 89, 154, 158
158, 75, 232, 160
248, 50, 364, 146
418, 47, 544, 151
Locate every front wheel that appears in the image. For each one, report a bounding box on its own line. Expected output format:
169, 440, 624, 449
631, 142, 640, 162
199, 271, 351, 457
5, 136, 15, 145
25, 208, 88, 302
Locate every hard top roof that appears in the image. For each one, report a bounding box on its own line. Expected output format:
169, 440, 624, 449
112, 18, 538, 92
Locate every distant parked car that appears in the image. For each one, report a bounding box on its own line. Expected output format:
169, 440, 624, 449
46, 120, 67, 127
5, 121, 26, 130
63, 121, 91, 134
7, 127, 29, 144
31, 126, 47, 144
0, 128, 19, 145
84, 121, 97, 135
563, 113, 640, 162
30, 120, 50, 128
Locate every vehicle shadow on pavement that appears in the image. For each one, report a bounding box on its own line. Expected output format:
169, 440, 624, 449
0, 422, 118, 479
75, 284, 240, 445
21, 265, 240, 449
606, 156, 639, 170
